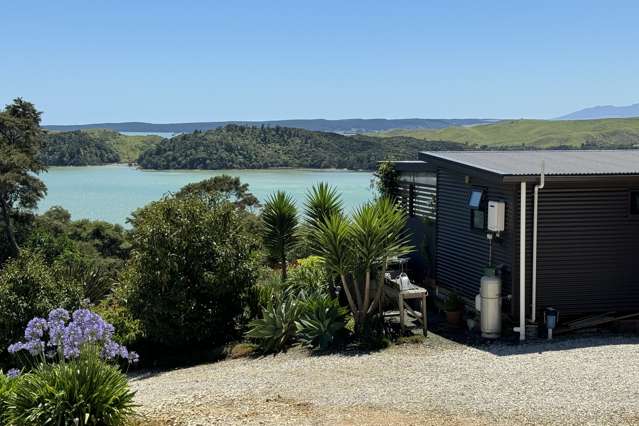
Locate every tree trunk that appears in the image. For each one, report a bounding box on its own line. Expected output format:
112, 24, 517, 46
280, 255, 287, 282
363, 269, 371, 313
0, 196, 19, 257
340, 274, 358, 315
367, 268, 386, 314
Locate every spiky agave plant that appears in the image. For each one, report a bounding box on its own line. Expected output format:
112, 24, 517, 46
262, 191, 299, 281
296, 293, 348, 350
245, 298, 303, 353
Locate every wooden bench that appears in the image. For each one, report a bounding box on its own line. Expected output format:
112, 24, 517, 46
385, 272, 428, 336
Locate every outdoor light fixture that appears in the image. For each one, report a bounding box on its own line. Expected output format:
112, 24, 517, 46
544, 307, 558, 340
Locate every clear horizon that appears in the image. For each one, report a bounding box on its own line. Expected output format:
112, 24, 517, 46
2, 1, 639, 124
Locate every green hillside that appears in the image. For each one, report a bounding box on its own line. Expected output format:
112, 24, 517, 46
373, 118, 639, 148
82, 129, 163, 162
137, 124, 465, 170
42, 129, 163, 165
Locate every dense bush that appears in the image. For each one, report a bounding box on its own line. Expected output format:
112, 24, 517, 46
41, 130, 121, 166
137, 124, 465, 170
123, 195, 261, 348
4, 350, 136, 426
0, 251, 82, 360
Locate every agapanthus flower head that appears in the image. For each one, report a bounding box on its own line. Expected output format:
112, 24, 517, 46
24, 317, 48, 341
5, 368, 21, 378
7, 308, 139, 365
48, 308, 70, 324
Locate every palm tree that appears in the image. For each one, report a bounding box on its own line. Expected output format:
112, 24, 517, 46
262, 191, 299, 281
311, 197, 412, 332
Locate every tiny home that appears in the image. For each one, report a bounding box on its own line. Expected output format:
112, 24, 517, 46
395, 150, 639, 340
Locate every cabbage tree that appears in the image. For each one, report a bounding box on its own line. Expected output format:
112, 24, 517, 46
262, 191, 299, 281
311, 197, 412, 331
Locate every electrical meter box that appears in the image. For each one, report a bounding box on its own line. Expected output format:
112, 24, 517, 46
487, 201, 505, 232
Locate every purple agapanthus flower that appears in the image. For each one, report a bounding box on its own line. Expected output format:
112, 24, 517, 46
5, 368, 21, 379
7, 308, 139, 365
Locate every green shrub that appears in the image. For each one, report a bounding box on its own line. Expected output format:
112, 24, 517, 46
92, 299, 143, 347
254, 267, 289, 308
286, 255, 330, 296
296, 294, 348, 351
246, 299, 303, 353
4, 350, 136, 426
124, 196, 261, 348
0, 251, 82, 359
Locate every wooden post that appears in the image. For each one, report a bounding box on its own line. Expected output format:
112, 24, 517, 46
421, 293, 427, 336
399, 293, 405, 334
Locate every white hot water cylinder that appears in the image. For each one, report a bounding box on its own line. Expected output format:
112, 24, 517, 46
479, 270, 502, 338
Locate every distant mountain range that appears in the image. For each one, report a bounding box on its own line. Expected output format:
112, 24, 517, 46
43, 118, 493, 134
557, 103, 639, 120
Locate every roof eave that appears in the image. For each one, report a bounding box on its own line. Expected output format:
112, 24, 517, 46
502, 174, 639, 184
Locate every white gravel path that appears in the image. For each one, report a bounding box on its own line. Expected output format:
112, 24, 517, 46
130, 334, 639, 425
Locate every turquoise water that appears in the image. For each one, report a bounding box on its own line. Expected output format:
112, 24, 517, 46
39, 165, 374, 225
120, 131, 178, 138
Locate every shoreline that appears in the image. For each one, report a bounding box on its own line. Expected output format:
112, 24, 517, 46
45, 163, 372, 173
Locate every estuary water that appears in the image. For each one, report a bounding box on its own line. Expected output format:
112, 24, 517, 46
39, 165, 374, 225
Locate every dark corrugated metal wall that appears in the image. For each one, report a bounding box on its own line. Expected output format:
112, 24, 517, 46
534, 185, 639, 316
435, 170, 514, 302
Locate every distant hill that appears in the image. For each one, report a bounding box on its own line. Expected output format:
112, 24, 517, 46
373, 118, 639, 149
42, 118, 493, 134
137, 125, 465, 170
42, 129, 162, 165
557, 103, 639, 120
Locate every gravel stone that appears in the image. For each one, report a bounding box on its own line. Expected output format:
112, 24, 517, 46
130, 333, 639, 425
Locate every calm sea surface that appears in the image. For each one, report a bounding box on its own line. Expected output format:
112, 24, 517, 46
39, 165, 374, 225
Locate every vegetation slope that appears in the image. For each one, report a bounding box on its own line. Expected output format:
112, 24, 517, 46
373, 118, 639, 148
42, 130, 162, 165
136, 125, 465, 170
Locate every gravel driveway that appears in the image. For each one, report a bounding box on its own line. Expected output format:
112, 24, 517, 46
130, 334, 639, 425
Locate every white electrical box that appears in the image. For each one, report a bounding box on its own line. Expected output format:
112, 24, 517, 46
487, 201, 505, 232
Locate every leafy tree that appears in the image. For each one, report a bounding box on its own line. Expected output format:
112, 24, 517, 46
374, 161, 400, 200
310, 198, 412, 332
0, 99, 47, 257
262, 191, 299, 281
176, 175, 259, 210
122, 195, 260, 348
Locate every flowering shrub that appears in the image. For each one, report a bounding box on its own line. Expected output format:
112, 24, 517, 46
4, 350, 136, 426
0, 250, 83, 362
7, 308, 138, 364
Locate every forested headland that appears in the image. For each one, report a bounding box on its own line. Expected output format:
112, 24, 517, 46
136, 125, 463, 170
41, 129, 162, 166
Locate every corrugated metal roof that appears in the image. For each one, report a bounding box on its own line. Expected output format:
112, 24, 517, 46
419, 150, 639, 176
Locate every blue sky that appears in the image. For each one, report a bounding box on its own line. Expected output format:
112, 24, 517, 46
2, 1, 639, 124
